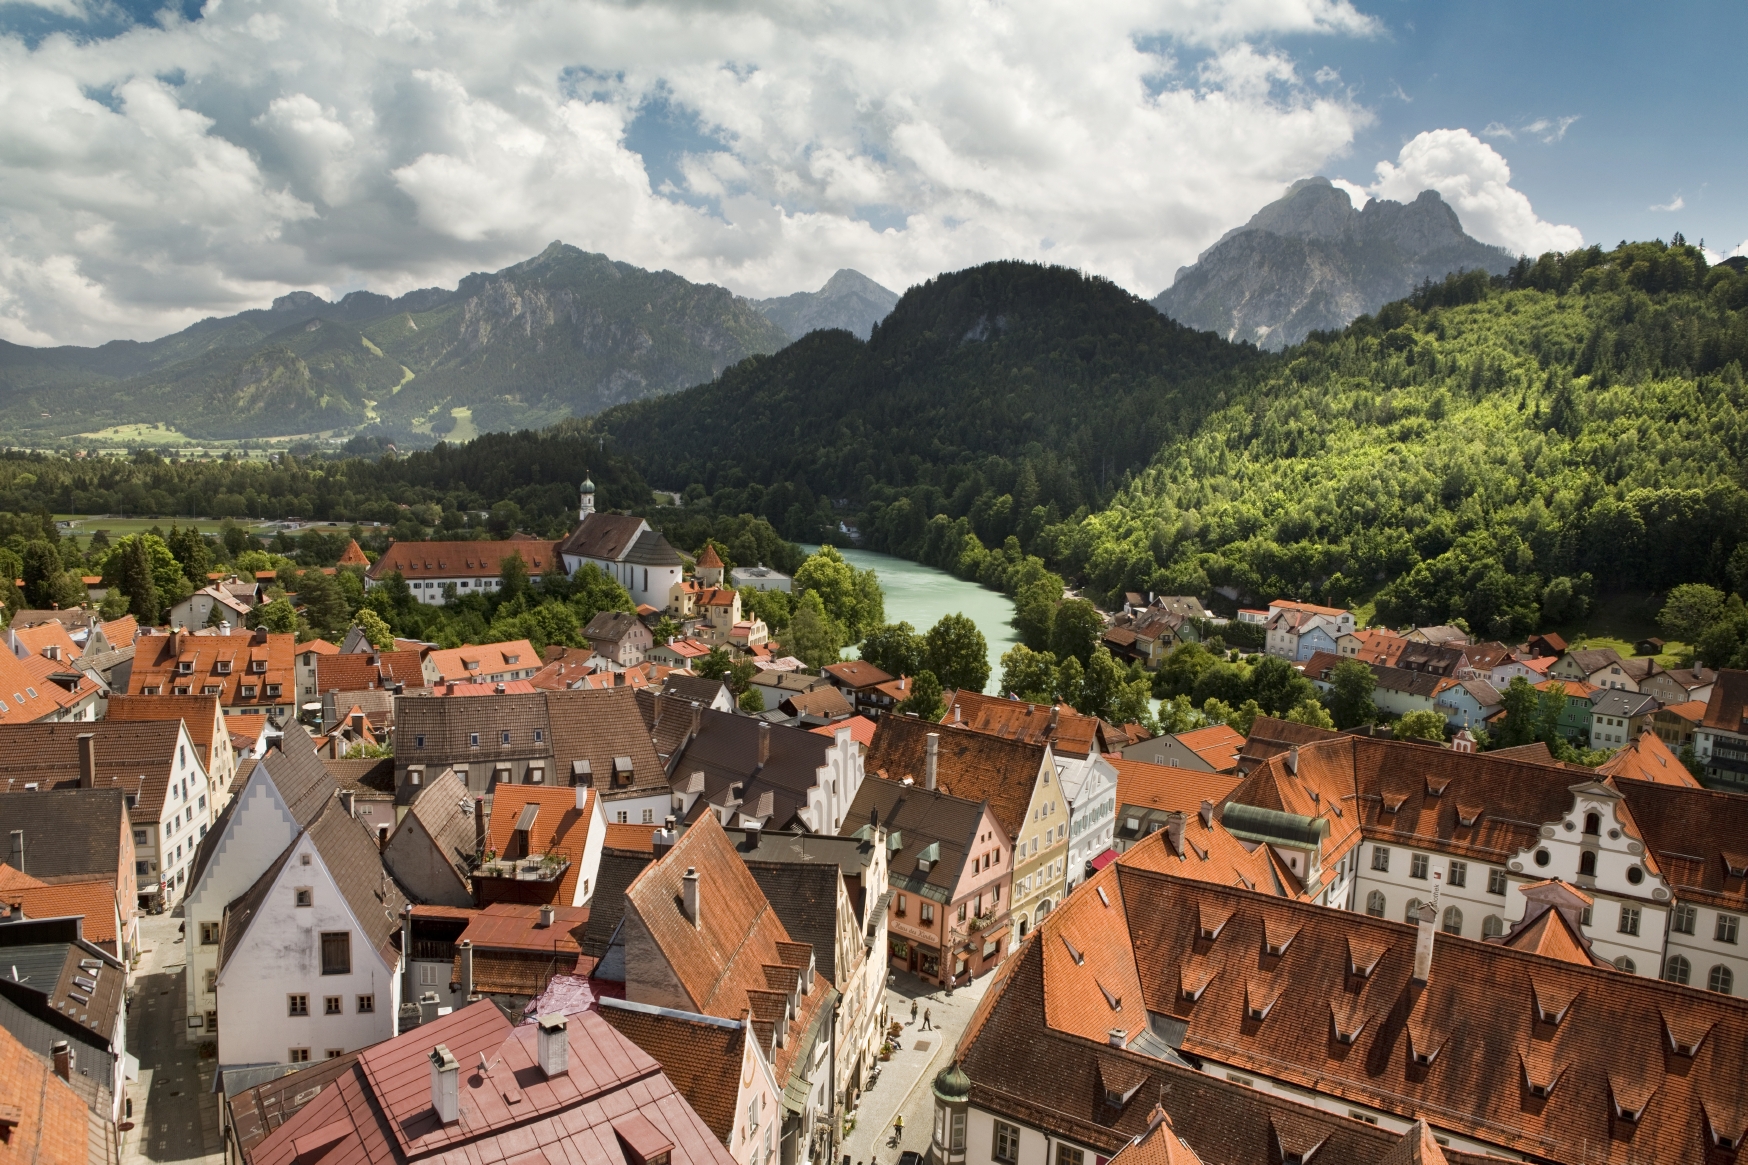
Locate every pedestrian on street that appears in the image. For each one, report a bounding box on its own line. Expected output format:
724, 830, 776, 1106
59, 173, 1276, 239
922, 1007, 932, 1031
910, 1000, 918, 1025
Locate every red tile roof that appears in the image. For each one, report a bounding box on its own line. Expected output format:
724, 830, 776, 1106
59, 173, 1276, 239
336, 539, 370, 567
868, 713, 1049, 840
106, 693, 228, 774
0, 1020, 91, 1165
0, 877, 118, 944
128, 629, 296, 712
1595, 730, 1702, 787
942, 689, 1108, 758
694, 544, 723, 569
1110, 756, 1242, 818
811, 715, 877, 748
423, 640, 537, 684
605, 822, 660, 853
365, 537, 559, 580
314, 648, 425, 692
249, 1000, 735, 1165
0, 648, 97, 724
1172, 724, 1245, 771
482, 786, 599, 908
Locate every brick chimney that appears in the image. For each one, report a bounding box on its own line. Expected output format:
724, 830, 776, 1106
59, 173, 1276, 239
1163, 811, 1186, 857
339, 790, 355, 817
76, 733, 96, 789
925, 732, 939, 791
682, 866, 701, 928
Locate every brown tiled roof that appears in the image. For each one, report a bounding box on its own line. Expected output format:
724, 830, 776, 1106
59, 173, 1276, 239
105, 693, 226, 771
781, 685, 853, 719
314, 649, 425, 692
839, 777, 987, 903
1594, 730, 1701, 787
336, 538, 370, 567
942, 690, 1107, 758
1701, 668, 1748, 732
0, 1019, 92, 1165
597, 999, 746, 1145
423, 640, 537, 684
821, 660, 894, 689
320, 756, 396, 793
620, 814, 828, 1084
0, 789, 128, 883
1235, 715, 1338, 773
985, 857, 1748, 1165
450, 902, 589, 994
365, 537, 558, 580
668, 707, 839, 830
0, 877, 118, 944
227, 1051, 362, 1164
248, 1000, 735, 1165
547, 687, 668, 799
694, 543, 724, 569
0, 720, 182, 824
128, 629, 296, 712
558, 513, 648, 561
868, 713, 1047, 840
393, 768, 475, 887
1613, 777, 1748, 912
1564, 646, 1624, 675
483, 786, 598, 907
1105, 1107, 1204, 1165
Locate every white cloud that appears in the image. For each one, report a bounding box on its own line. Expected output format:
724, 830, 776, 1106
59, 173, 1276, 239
1649, 194, 1685, 213
1521, 115, 1578, 143
1480, 121, 1514, 140
0, 0, 1384, 344
1328, 177, 1370, 209
1368, 128, 1583, 256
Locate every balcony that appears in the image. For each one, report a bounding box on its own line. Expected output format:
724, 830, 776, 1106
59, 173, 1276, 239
474, 853, 571, 883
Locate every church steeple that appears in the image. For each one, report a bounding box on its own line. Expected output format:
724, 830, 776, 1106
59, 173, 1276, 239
579, 477, 596, 519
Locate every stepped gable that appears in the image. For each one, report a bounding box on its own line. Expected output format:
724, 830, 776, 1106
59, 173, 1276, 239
867, 713, 1047, 840
990, 855, 1748, 1163
1612, 777, 1748, 913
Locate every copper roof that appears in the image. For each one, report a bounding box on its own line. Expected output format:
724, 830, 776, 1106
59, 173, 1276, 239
248, 1000, 734, 1165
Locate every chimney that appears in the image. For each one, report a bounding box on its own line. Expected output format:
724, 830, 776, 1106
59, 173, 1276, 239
653, 816, 678, 856
1107, 1029, 1126, 1048
1198, 799, 1213, 829
537, 1013, 570, 1077
1163, 811, 1186, 857
76, 733, 96, 789
1412, 901, 1437, 984
690, 701, 702, 737
537, 904, 555, 929
744, 820, 763, 851
653, 691, 664, 729
429, 1045, 460, 1123
473, 796, 487, 856
328, 736, 340, 760
575, 783, 589, 811
459, 939, 476, 999
51, 1041, 72, 1081
339, 790, 355, 817
8, 830, 20, 874
1286, 745, 1299, 775
400, 904, 414, 1004
682, 866, 701, 928
925, 732, 939, 791
757, 721, 770, 767
419, 992, 441, 1025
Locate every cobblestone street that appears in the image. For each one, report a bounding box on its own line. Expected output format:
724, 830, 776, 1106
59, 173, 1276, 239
121, 911, 225, 1165
840, 968, 990, 1165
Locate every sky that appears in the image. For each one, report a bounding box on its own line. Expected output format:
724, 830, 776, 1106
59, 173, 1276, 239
0, 0, 1742, 347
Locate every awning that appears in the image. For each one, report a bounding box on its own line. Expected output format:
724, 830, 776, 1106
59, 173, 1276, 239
514, 803, 540, 832
1089, 848, 1119, 872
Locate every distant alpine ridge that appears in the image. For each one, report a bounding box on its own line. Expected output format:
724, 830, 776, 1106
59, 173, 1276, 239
750, 269, 900, 341
1151, 177, 1516, 349
0, 243, 807, 444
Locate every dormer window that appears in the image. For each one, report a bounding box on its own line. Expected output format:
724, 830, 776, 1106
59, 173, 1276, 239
265, 684, 281, 698
177, 661, 193, 674
252, 660, 266, 674
239, 685, 257, 698
216, 661, 231, 675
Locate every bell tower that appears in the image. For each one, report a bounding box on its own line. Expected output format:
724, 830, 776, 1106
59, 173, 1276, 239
579, 477, 596, 520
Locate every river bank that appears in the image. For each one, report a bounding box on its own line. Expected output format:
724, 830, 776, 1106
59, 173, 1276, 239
801, 545, 1017, 694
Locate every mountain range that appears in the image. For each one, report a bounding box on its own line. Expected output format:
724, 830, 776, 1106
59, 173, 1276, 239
0, 245, 897, 445
1151, 177, 1516, 349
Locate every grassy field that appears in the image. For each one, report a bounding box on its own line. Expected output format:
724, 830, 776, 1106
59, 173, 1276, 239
53, 515, 284, 550
68, 423, 347, 458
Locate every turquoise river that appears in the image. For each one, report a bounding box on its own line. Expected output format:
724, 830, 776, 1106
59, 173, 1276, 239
801, 545, 1017, 694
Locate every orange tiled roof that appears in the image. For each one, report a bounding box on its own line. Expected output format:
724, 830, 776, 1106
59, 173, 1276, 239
1115, 800, 1293, 895
336, 538, 370, 566
424, 639, 537, 684
10, 619, 79, 662
315, 648, 425, 692
0, 1022, 90, 1165
1595, 730, 1702, 787
605, 822, 659, 853
1110, 756, 1242, 818
365, 537, 559, 580
128, 629, 296, 711
0, 877, 118, 944
0, 862, 47, 892
106, 693, 228, 770
1173, 724, 1245, 771
821, 660, 895, 689
0, 648, 97, 724
694, 543, 723, 569
943, 689, 1106, 758
811, 715, 877, 748
483, 785, 598, 907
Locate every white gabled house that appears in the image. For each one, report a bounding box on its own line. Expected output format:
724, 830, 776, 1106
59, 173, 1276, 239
180, 726, 336, 1045
214, 797, 407, 1069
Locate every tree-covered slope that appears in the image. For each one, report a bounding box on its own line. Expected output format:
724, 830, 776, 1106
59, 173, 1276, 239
1068, 242, 1748, 635
0, 244, 792, 443
596, 261, 1260, 537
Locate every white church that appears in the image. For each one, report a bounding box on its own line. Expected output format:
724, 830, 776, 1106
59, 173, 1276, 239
555, 478, 686, 610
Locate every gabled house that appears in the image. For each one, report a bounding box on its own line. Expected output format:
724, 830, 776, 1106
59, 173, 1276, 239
1262, 600, 1352, 662
558, 501, 686, 611
598, 997, 785, 1165
1107, 757, 1240, 856
1595, 728, 1701, 787
820, 661, 895, 717
365, 537, 559, 605
939, 691, 1119, 889
584, 610, 652, 666
1437, 677, 1501, 729
0, 720, 210, 912
0, 790, 138, 960
105, 693, 238, 811
166, 585, 252, 632
615, 814, 836, 1165
1532, 678, 1599, 740
245, 999, 736, 1165
382, 769, 479, 908
1591, 688, 1659, 750
447, 901, 592, 1012
214, 796, 406, 1069
476, 784, 606, 909
669, 707, 865, 836
1637, 659, 1718, 706
292, 637, 339, 700
1121, 724, 1244, 773
1335, 626, 1407, 665
1693, 668, 1748, 790
838, 778, 1008, 986
0, 637, 106, 724
1653, 698, 1706, 751
0, 916, 129, 1125
724, 825, 889, 1108
1551, 645, 1631, 689
182, 727, 335, 1044
1487, 650, 1556, 688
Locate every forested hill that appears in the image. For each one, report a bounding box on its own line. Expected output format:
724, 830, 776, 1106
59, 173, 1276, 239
595, 261, 1262, 535
1070, 242, 1748, 636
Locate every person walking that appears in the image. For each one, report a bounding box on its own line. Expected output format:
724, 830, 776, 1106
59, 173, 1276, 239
910, 1000, 918, 1025
921, 1007, 932, 1031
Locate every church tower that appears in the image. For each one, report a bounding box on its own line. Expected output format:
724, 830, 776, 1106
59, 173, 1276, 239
579, 477, 596, 520
695, 543, 725, 587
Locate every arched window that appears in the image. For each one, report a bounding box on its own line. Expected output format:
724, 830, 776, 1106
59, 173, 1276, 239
1579, 850, 1597, 877
1442, 906, 1463, 936
1665, 955, 1691, 985
1404, 898, 1423, 923
1017, 917, 1029, 939
1365, 891, 1386, 917
1614, 956, 1637, 974
1584, 812, 1601, 835
1709, 964, 1734, 995
1482, 915, 1505, 939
